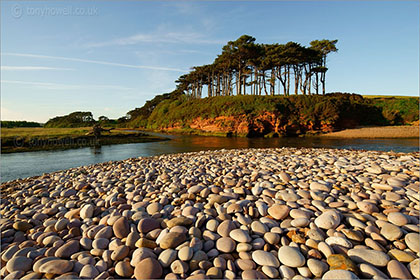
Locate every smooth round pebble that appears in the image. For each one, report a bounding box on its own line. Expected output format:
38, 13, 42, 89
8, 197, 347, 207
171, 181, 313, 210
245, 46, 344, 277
134, 258, 163, 280
6, 256, 32, 273
278, 246, 305, 267
314, 210, 341, 230
252, 250, 280, 267
322, 269, 359, 279
216, 237, 235, 253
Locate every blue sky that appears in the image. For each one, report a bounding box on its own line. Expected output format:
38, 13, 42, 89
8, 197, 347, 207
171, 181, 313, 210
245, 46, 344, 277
1, 1, 419, 122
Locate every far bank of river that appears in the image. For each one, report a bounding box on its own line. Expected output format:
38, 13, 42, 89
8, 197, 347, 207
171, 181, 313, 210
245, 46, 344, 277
1, 130, 168, 153
1, 134, 419, 183
319, 125, 419, 138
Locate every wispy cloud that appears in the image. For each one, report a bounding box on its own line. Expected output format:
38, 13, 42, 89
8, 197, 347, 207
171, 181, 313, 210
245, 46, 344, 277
85, 31, 225, 48
133, 49, 212, 59
1, 66, 74, 71
164, 1, 198, 15
1, 79, 135, 91
1, 52, 187, 72
161, 2, 217, 33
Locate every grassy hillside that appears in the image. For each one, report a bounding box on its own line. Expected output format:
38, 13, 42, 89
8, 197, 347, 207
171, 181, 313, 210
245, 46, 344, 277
121, 93, 418, 136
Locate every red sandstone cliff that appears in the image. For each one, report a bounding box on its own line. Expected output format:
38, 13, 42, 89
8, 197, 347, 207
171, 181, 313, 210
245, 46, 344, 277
162, 112, 335, 137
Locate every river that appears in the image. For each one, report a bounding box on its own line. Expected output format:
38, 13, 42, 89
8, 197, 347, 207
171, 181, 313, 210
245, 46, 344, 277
1, 134, 418, 183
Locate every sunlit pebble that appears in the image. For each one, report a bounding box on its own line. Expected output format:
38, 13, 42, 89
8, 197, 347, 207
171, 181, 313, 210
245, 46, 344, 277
0, 148, 419, 279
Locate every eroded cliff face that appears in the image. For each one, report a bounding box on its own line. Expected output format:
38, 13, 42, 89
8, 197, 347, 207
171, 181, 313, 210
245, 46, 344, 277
162, 112, 336, 137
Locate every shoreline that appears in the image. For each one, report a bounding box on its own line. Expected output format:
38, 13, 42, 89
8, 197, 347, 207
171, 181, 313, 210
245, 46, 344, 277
145, 125, 420, 139
317, 125, 419, 139
2, 147, 419, 185
0, 147, 419, 280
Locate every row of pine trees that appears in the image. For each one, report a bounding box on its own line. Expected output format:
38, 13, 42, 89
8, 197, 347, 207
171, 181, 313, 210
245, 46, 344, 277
175, 35, 338, 98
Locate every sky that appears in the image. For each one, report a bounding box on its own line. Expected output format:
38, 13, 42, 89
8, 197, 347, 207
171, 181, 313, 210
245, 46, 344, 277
1, 0, 419, 123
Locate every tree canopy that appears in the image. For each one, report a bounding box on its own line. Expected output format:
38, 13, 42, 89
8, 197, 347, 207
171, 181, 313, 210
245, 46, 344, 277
44, 111, 96, 128
175, 35, 338, 98
1, 121, 41, 128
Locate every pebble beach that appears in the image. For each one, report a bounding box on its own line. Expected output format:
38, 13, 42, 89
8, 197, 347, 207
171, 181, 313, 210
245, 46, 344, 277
1, 147, 419, 280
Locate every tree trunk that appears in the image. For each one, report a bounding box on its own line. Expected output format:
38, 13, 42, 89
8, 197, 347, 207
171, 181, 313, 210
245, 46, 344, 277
321, 72, 326, 95
227, 73, 232, 96
277, 66, 287, 96
307, 66, 311, 95
287, 65, 290, 96
270, 68, 275, 95
235, 72, 239, 95
255, 68, 259, 95
238, 70, 242, 95
322, 54, 327, 95
300, 77, 306, 95
293, 66, 300, 95
213, 74, 215, 97
243, 75, 247, 95
221, 74, 224, 96
301, 64, 311, 95
217, 74, 221, 96
207, 83, 211, 98
262, 71, 268, 95
251, 75, 254, 95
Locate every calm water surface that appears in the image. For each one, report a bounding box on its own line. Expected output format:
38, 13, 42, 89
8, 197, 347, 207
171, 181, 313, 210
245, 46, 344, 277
1, 135, 418, 183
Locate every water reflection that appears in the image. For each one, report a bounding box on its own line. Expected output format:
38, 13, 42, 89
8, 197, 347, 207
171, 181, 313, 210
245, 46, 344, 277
163, 135, 419, 153
91, 145, 102, 154
1, 135, 418, 183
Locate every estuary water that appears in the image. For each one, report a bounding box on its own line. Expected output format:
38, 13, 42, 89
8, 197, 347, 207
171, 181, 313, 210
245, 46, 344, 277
1, 134, 418, 183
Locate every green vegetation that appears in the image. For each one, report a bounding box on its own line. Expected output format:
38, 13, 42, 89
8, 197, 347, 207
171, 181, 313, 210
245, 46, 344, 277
368, 97, 419, 125
43, 111, 123, 128
145, 93, 381, 129
119, 91, 183, 128
44, 112, 96, 128
121, 92, 418, 136
1, 127, 168, 153
175, 35, 337, 98
97, 116, 119, 127
1, 121, 41, 128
